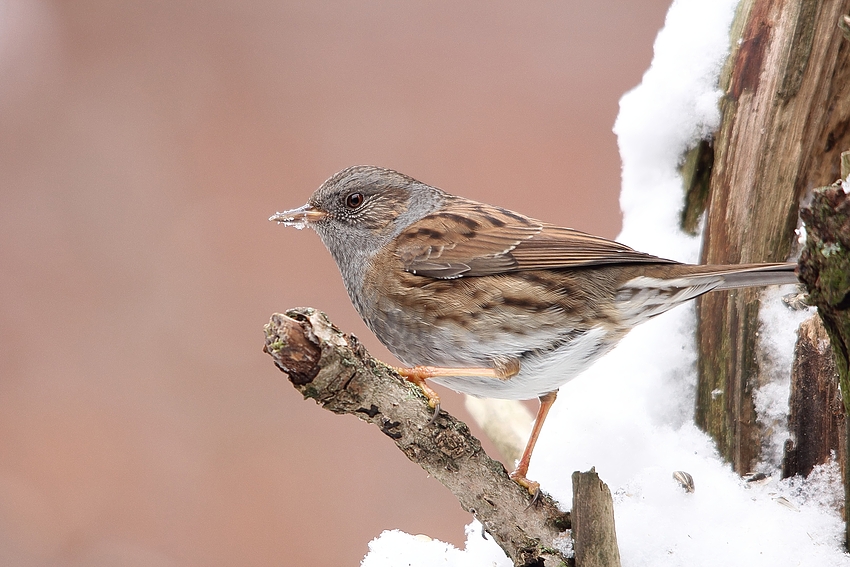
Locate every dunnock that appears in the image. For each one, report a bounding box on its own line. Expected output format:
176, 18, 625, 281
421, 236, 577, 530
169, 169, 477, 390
271, 165, 798, 493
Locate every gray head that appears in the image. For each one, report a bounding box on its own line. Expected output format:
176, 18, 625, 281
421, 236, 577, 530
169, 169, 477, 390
271, 165, 447, 291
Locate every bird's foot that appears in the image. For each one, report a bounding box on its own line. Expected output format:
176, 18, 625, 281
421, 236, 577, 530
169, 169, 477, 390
394, 366, 442, 424
510, 470, 541, 502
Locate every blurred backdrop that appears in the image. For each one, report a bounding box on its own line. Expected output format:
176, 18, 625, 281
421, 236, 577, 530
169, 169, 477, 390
0, 1, 670, 565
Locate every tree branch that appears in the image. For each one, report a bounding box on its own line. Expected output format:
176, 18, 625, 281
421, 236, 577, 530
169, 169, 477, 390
263, 308, 572, 567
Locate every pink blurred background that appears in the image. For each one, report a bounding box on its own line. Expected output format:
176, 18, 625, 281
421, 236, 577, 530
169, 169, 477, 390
0, 1, 670, 565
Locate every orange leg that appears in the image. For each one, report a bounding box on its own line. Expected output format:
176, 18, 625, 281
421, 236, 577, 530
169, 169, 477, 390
510, 391, 558, 496
394, 365, 508, 424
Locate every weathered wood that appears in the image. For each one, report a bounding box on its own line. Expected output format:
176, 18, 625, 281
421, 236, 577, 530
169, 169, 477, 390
680, 139, 714, 235
797, 177, 850, 546
695, 0, 850, 474
571, 469, 621, 567
263, 308, 571, 567
782, 315, 845, 479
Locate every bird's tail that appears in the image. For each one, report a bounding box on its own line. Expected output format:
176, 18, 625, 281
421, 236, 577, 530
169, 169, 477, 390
685, 262, 799, 290
615, 262, 799, 326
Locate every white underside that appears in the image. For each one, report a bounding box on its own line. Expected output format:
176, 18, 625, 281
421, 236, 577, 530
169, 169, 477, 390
430, 326, 613, 400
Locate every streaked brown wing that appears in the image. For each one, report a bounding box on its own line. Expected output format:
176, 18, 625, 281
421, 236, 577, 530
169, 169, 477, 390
394, 197, 677, 278
509, 224, 676, 269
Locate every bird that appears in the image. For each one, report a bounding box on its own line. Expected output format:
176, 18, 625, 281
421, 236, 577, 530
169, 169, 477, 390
271, 165, 799, 495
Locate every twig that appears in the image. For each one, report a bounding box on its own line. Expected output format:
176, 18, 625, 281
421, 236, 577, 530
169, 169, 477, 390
263, 308, 571, 567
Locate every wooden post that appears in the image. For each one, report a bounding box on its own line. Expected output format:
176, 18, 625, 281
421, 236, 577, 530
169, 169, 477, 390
571, 469, 621, 567
691, 0, 850, 473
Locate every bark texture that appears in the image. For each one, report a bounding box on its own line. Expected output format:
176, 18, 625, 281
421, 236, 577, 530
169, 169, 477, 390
264, 308, 572, 567
571, 469, 621, 567
797, 179, 850, 545
782, 315, 845, 479
693, 0, 850, 474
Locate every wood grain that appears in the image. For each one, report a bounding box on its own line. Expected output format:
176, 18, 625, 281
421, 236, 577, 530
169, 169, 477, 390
695, 0, 850, 473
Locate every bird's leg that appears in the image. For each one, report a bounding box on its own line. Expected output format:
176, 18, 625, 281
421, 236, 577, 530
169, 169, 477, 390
510, 390, 558, 497
393, 366, 447, 417
394, 362, 520, 425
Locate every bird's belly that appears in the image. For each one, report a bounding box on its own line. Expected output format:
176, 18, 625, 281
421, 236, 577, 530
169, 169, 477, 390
361, 272, 622, 399
425, 325, 613, 399
370, 309, 617, 400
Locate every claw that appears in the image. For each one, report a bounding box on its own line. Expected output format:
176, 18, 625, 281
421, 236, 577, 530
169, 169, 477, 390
525, 487, 541, 509
426, 400, 441, 427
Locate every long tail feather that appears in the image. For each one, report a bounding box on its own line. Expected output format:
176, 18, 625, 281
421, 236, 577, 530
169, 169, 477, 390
615, 262, 799, 326
695, 262, 798, 290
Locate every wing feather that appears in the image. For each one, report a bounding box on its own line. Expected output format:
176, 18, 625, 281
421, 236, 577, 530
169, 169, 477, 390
394, 198, 678, 278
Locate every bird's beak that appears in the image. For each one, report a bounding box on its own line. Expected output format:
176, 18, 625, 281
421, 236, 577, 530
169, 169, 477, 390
269, 204, 327, 229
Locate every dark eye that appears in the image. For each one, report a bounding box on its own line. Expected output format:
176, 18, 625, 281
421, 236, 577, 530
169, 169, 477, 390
345, 192, 364, 209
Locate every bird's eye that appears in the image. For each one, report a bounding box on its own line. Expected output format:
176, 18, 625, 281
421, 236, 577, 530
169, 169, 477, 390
345, 192, 364, 209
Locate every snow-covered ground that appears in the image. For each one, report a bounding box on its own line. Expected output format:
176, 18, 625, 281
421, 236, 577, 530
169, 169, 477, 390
362, 1, 849, 565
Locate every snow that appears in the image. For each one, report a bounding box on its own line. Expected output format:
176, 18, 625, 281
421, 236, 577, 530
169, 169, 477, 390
362, 525, 512, 567
754, 286, 815, 469
362, 0, 850, 565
